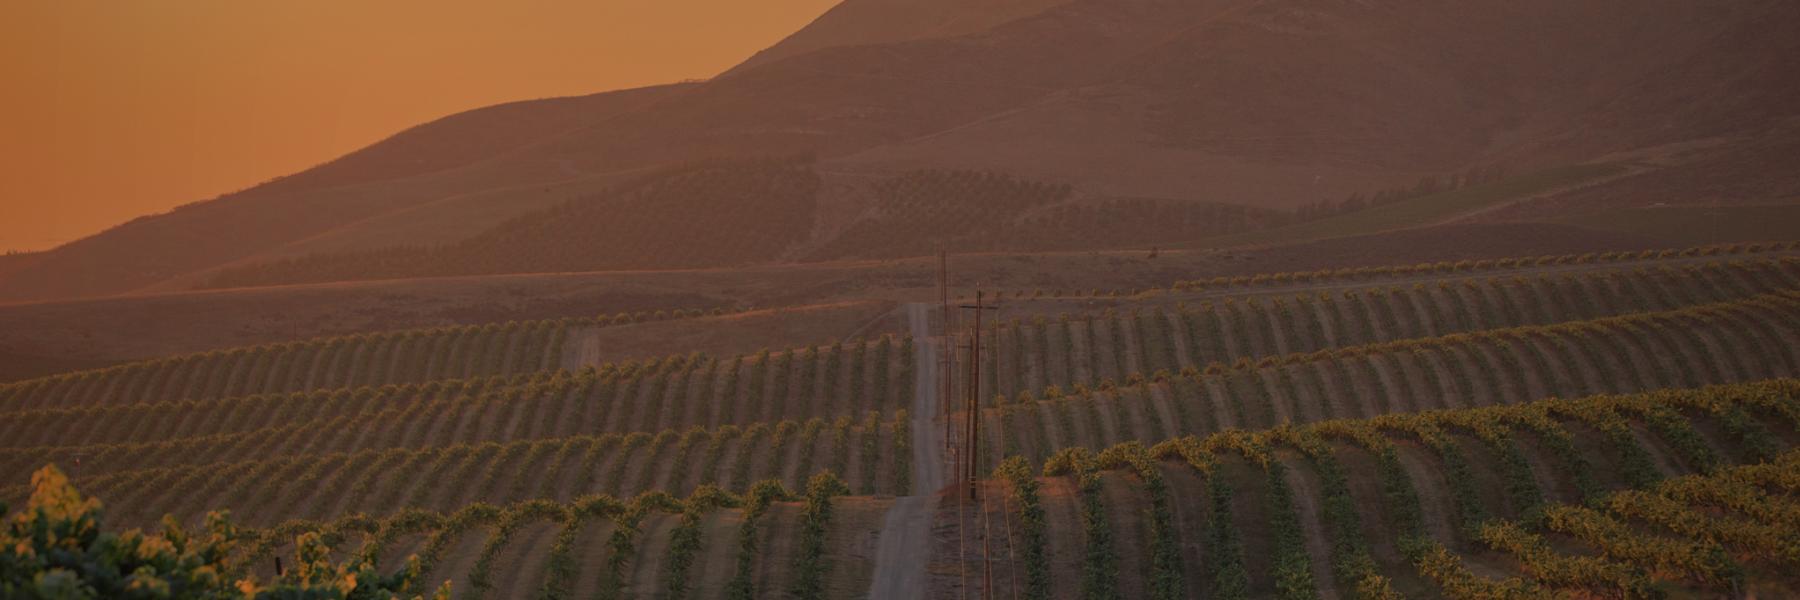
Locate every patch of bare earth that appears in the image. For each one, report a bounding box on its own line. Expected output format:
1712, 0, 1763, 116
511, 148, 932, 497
567, 520, 620, 599
754, 502, 802, 596
1333, 443, 1432, 596
620, 512, 678, 597
1218, 458, 1278, 597
828, 497, 891, 597
485, 520, 560, 598
1098, 472, 1152, 599
1277, 451, 1342, 600
419, 526, 490, 598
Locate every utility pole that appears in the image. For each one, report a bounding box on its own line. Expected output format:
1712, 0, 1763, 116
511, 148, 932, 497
941, 250, 952, 477
958, 289, 1001, 600
993, 305, 1003, 421
958, 291, 999, 501
954, 336, 974, 600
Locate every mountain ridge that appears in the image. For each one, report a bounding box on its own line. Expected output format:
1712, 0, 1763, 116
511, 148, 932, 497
3, 0, 1796, 302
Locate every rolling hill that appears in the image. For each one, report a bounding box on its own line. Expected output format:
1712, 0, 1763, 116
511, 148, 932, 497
3, 0, 1798, 301
12, 0, 1800, 596
6, 242, 1800, 597
0, 222, 1676, 382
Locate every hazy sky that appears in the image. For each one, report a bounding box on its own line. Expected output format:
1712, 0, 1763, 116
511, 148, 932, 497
0, 0, 838, 252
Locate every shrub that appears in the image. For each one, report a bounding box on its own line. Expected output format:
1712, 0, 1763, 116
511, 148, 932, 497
1, 465, 450, 599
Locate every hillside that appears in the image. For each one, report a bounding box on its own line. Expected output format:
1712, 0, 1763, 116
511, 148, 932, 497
0, 84, 691, 302
4, 245, 1794, 509
13, 0, 1800, 594
725, 0, 1074, 74
6, 241, 1800, 597
4, 0, 1797, 301
0, 223, 1674, 382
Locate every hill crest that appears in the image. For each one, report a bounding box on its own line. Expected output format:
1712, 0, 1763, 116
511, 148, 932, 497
4, 0, 1797, 302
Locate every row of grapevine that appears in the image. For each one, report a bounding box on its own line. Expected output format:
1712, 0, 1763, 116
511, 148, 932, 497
1271, 427, 1402, 598
984, 379, 1798, 598
1040, 447, 1122, 599
10, 245, 1786, 415
975, 256, 1799, 398
1462, 448, 1800, 596
2, 334, 914, 467
13, 471, 880, 599
1170, 241, 1800, 294
9, 411, 913, 527
12, 377, 1795, 597
788, 472, 851, 600
971, 241, 1797, 301
727, 480, 795, 599
996, 457, 1052, 599
0, 303, 765, 412
0, 370, 552, 449
970, 292, 1797, 464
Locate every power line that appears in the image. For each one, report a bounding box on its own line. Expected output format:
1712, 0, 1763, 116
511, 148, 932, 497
959, 290, 1001, 600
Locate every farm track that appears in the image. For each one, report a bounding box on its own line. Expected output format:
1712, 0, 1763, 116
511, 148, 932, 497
868, 303, 946, 600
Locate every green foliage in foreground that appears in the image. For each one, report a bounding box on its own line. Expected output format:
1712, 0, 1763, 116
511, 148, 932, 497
1, 465, 448, 600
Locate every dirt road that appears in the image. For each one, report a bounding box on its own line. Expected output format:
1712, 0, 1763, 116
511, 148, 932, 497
907, 302, 946, 493
867, 303, 946, 599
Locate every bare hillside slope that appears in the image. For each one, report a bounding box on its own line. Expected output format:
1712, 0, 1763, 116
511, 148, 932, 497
5, 0, 1795, 301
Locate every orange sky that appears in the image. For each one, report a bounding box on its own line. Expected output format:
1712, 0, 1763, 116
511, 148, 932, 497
0, 0, 838, 253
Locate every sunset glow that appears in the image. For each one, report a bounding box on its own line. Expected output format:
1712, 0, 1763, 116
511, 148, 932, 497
3, 2, 1799, 595
0, 0, 836, 252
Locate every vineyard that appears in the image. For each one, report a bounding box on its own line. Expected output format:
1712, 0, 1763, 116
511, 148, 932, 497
970, 255, 1800, 394
0, 306, 756, 412
998, 197, 1290, 253
5, 243, 1800, 597
977, 296, 1792, 462
11, 0, 1800, 592
958, 379, 1800, 599
807, 169, 1076, 260
0, 332, 917, 525
806, 169, 1293, 260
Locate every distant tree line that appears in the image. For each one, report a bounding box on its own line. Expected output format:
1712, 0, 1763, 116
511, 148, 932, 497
1293, 164, 1508, 221
807, 168, 1074, 259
